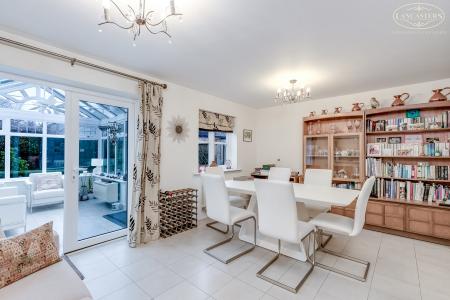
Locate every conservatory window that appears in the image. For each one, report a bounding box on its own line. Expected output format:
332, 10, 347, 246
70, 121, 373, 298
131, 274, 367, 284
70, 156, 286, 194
47, 138, 65, 173
79, 140, 98, 168
0, 136, 4, 178
10, 119, 44, 134
47, 123, 65, 135
10, 136, 43, 178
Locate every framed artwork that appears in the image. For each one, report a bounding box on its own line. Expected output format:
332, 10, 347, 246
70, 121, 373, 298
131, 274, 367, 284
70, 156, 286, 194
243, 129, 252, 142
376, 137, 387, 143
388, 137, 402, 144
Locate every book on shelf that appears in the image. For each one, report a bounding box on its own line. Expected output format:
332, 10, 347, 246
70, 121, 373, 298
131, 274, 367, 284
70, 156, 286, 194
366, 112, 450, 132
367, 142, 450, 157
371, 178, 449, 203
366, 158, 449, 180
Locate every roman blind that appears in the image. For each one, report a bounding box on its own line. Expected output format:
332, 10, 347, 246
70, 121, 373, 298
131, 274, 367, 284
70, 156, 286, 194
199, 110, 235, 133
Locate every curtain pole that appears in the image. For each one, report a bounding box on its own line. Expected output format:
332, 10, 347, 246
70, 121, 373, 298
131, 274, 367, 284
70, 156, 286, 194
0, 36, 167, 89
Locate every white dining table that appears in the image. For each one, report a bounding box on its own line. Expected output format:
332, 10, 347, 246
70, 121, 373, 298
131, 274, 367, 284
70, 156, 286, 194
225, 180, 360, 262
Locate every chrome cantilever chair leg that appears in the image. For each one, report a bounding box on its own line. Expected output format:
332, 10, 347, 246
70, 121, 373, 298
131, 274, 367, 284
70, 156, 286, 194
206, 221, 230, 234
256, 230, 315, 294
204, 216, 256, 264
315, 229, 370, 282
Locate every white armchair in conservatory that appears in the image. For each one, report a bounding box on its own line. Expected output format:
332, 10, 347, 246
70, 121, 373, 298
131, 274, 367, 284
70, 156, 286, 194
28, 172, 64, 213
0, 186, 27, 232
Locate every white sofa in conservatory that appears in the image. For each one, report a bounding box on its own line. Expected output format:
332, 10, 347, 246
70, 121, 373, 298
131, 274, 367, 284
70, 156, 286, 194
0, 186, 27, 232
29, 172, 64, 212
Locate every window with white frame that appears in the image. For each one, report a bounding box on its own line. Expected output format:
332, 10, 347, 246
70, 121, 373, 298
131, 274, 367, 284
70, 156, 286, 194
198, 130, 236, 168
198, 110, 237, 169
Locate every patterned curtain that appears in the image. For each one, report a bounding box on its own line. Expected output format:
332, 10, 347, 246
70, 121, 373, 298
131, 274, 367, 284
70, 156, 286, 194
199, 110, 235, 132
128, 82, 163, 247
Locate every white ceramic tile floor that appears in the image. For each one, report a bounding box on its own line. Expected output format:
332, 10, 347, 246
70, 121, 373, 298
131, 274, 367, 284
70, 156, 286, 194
68, 219, 450, 300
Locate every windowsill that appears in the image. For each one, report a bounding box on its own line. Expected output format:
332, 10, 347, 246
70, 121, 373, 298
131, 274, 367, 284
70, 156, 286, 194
193, 168, 242, 176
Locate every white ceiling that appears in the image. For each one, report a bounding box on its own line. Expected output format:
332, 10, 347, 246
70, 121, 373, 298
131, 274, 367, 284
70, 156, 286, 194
0, 0, 449, 108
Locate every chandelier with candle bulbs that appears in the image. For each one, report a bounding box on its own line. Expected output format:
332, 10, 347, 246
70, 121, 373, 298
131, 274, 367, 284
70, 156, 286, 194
99, 0, 182, 43
274, 79, 311, 105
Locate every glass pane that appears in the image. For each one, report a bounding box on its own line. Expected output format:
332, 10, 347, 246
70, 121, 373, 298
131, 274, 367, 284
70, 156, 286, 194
116, 137, 126, 176
78, 100, 128, 241
108, 139, 115, 175
102, 139, 107, 173
305, 136, 328, 169
215, 144, 226, 165
0, 136, 4, 178
48, 122, 65, 135
47, 138, 65, 173
199, 143, 209, 166
333, 135, 360, 180
79, 140, 99, 169
10, 136, 42, 178
10, 119, 43, 134
214, 131, 227, 142
199, 130, 209, 142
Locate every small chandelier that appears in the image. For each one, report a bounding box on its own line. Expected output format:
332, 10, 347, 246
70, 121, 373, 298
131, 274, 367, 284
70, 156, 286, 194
99, 122, 120, 145
274, 79, 311, 105
99, 0, 182, 43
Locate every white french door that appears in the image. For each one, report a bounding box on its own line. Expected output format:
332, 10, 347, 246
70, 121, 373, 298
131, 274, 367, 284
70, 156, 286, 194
63, 91, 135, 253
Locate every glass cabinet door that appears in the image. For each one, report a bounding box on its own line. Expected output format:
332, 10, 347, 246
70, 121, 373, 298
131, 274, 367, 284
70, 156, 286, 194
304, 136, 329, 169
332, 134, 362, 181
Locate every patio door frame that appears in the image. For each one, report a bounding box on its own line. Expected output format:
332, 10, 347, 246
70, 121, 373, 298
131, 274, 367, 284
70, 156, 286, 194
63, 90, 136, 253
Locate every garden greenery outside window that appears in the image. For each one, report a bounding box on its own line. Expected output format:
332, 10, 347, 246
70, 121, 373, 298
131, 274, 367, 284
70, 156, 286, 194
10, 136, 43, 178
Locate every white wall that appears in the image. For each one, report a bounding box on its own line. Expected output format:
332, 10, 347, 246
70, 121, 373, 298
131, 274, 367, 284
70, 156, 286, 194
256, 78, 450, 172
2, 30, 450, 213
0, 31, 257, 212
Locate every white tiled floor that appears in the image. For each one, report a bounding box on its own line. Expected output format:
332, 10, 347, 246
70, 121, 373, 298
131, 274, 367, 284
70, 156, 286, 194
5, 199, 126, 245
69, 219, 450, 300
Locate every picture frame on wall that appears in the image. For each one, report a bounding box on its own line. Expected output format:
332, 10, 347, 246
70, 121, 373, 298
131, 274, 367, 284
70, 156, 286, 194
243, 129, 252, 142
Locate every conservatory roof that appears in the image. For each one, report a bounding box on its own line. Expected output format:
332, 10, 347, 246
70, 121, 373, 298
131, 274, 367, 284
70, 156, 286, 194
0, 79, 127, 120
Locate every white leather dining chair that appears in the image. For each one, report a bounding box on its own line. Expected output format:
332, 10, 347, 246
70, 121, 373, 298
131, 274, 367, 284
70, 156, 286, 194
254, 179, 315, 293
311, 176, 376, 281
268, 167, 291, 181
299, 169, 333, 236
204, 167, 249, 234
201, 173, 256, 264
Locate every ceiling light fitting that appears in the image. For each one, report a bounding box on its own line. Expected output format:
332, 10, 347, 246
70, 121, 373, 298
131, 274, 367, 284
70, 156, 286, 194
99, 0, 182, 43
274, 79, 311, 105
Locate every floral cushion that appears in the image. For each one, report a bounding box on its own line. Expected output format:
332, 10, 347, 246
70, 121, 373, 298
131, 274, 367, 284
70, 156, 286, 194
0, 222, 61, 288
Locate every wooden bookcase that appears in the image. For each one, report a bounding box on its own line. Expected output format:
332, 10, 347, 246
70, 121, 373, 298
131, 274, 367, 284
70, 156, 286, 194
303, 111, 364, 188
303, 102, 450, 245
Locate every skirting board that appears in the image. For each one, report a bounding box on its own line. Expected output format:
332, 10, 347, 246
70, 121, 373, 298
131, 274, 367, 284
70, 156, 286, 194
364, 225, 450, 247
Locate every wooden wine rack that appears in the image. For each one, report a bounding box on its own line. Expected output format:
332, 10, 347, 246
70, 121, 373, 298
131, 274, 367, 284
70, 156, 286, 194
159, 188, 198, 238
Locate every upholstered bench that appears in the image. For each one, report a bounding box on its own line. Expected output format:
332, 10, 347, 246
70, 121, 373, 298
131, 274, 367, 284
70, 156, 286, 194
0, 226, 92, 300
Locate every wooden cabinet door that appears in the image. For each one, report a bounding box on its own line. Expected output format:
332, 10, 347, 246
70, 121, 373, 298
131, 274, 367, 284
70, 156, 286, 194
384, 203, 405, 231
365, 201, 384, 226
432, 210, 450, 240
407, 207, 432, 236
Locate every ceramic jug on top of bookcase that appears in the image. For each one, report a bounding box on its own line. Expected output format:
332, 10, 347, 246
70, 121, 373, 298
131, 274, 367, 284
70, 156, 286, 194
429, 87, 450, 102
391, 93, 409, 106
